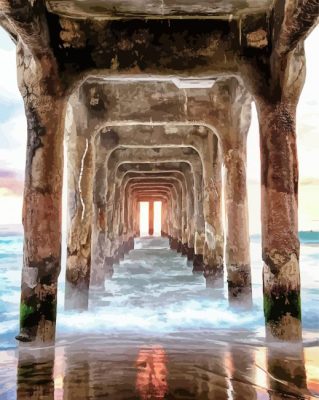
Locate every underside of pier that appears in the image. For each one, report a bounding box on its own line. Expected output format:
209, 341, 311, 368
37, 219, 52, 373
0, 0, 318, 345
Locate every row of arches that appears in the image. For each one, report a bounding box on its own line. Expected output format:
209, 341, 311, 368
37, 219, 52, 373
2, 0, 315, 345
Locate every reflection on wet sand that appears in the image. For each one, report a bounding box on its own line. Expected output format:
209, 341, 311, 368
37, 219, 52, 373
17, 348, 54, 400
11, 337, 319, 400
136, 346, 167, 399
266, 344, 308, 400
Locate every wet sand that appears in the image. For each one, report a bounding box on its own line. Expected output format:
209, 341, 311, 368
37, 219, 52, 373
0, 336, 318, 399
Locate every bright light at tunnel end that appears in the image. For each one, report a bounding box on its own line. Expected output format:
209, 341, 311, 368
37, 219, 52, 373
139, 201, 162, 236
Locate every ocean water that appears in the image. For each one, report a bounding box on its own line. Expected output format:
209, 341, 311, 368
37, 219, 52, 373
0, 231, 318, 399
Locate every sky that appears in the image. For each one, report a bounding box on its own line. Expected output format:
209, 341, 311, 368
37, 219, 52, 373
0, 27, 318, 234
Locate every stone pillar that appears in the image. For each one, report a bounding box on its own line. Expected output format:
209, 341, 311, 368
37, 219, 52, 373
168, 186, 181, 251
136, 200, 141, 237
91, 202, 114, 287
223, 139, 251, 303
220, 80, 252, 304
65, 135, 93, 310
202, 135, 224, 287
149, 200, 154, 236
126, 194, 135, 251
257, 100, 302, 340
15, 44, 66, 343
242, 47, 306, 340
120, 182, 131, 254
183, 167, 195, 260
90, 134, 118, 288
113, 187, 124, 261
90, 198, 110, 290
192, 164, 205, 273
161, 200, 167, 236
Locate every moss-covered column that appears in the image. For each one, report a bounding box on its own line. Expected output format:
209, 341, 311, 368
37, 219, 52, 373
240, 27, 307, 337
149, 200, 154, 236
202, 135, 224, 287
65, 135, 93, 310
16, 44, 66, 343
257, 100, 302, 340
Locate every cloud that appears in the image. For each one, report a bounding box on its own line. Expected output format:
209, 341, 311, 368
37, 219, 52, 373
0, 168, 24, 196
0, 47, 20, 104
0, 27, 20, 104
0, 110, 27, 172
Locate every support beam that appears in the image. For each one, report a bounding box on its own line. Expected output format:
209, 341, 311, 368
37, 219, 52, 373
219, 78, 252, 303
202, 134, 224, 286
49, 19, 239, 79
65, 134, 93, 310
272, 0, 319, 57
242, 45, 306, 340
15, 43, 66, 343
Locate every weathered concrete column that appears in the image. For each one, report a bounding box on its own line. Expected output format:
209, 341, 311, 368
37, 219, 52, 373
113, 196, 123, 262
242, 42, 306, 339
202, 134, 224, 287
161, 200, 168, 237
149, 201, 154, 236
192, 163, 206, 273
15, 43, 67, 343
221, 79, 252, 303
223, 143, 251, 301
135, 200, 140, 237
257, 99, 302, 340
211, 78, 252, 306
183, 165, 196, 260
90, 133, 118, 289
65, 132, 94, 310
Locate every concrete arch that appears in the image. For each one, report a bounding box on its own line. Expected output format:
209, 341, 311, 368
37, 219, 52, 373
105, 147, 204, 244
69, 79, 252, 287
120, 170, 191, 245
119, 164, 196, 251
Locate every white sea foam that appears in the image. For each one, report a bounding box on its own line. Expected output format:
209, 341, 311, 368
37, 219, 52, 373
0, 236, 318, 347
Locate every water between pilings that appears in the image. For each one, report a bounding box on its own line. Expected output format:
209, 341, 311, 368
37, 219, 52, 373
0, 234, 318, 399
